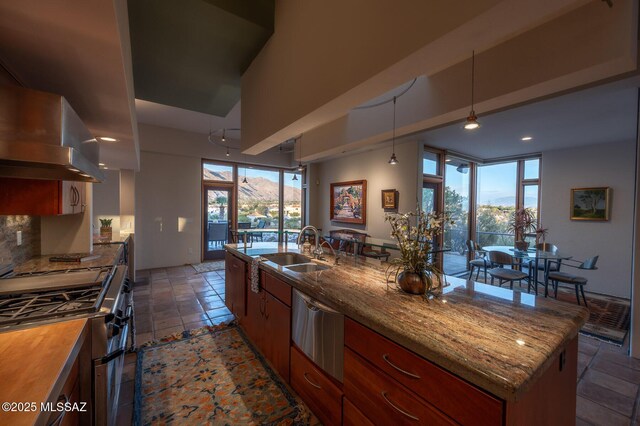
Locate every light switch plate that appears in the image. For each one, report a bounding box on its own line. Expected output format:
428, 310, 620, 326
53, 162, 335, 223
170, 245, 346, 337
16, 230, 22, 246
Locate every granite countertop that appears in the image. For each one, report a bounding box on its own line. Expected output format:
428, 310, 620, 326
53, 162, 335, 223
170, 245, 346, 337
14, 241, 126, 274
225, 242, 589, 402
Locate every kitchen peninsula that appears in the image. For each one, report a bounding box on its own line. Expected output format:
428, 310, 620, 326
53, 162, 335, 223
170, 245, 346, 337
225, 242, 589, 425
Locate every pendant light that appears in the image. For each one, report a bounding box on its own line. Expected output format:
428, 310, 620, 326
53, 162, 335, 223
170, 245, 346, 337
292, 173, 298, 181
242, 154, 248, 184
464, 51, 480, 130
388, 96, 398, 165
225, 146, 230, 157
221, 129, 226, 142
296, 135, 304, 172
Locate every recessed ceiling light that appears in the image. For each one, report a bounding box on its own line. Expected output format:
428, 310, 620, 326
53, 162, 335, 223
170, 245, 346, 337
99, 137, 117, 142
521, 136, 533, 141
103, 167, 109, 170
445, 159, 451, 162
99, 163, 105, 166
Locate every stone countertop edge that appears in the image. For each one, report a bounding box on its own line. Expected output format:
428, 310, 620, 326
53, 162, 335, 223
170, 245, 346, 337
224, 243, 589, 402
13, 241, 126, 274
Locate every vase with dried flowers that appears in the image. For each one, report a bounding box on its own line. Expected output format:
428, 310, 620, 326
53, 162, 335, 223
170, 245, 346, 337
385, 205, 453, 295
507, 208, 536, 250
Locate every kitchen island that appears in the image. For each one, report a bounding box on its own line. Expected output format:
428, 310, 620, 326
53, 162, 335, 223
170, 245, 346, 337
225, 242, 589, 425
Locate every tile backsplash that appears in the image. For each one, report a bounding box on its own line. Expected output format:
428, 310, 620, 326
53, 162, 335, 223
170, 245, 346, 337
0, 215, 40, 265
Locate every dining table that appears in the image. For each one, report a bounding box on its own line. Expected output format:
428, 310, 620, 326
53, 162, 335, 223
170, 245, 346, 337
482, 245, 572, 297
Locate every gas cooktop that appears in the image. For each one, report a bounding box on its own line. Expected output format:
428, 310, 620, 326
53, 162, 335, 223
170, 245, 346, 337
0, 266, 114, 328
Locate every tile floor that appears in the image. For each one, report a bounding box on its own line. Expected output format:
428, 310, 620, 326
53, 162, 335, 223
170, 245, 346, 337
117, 264, 640, 425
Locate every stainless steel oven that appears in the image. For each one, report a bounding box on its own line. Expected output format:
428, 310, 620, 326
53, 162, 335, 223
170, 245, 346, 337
92, 265, 132, 426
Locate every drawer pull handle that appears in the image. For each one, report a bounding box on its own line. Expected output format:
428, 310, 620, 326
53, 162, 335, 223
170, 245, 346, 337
382, 353, 421, 379
303, 372, 322, 389
381, 391, 419, 421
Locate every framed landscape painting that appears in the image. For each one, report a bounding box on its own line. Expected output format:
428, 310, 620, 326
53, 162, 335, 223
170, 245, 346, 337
570, 187, 611, 221
330, 180, 367, 224
381, 189, 398, 210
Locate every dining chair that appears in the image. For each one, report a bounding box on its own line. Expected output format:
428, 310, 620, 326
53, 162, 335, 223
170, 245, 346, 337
466, 240, 489, 282
487, 251, 531, 291
524, 243, 562, 283
547, 256, 598, 307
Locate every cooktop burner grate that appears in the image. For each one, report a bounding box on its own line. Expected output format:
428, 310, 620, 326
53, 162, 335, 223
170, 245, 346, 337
0, 285, 104, 326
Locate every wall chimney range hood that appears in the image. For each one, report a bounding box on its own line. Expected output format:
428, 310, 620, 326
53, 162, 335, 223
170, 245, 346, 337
0, 84, 104, 182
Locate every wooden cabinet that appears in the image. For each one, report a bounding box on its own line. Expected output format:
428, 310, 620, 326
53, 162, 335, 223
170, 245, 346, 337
242, 270, 291, 382
0, 177, 86, 215
345, 318, 502, 425
291, 345, 343, 426
343, 398, 373, 426
224, 252, 246, 323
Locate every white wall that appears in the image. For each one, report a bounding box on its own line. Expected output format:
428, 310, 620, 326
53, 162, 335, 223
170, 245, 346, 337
93, 169, 121, 235
135, 124, 295, 270
310, 140, 421, 239
541, 140, 636, 298
41, 184, 93, 255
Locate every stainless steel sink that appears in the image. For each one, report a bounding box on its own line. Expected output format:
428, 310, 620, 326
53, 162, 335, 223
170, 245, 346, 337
285, 263, 331, 273
262, 253, 311, 266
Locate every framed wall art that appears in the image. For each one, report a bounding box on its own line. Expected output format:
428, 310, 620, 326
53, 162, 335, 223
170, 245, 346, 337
570, 187, 611, 221
330, 180, 367, 224
381, 189, 398, 210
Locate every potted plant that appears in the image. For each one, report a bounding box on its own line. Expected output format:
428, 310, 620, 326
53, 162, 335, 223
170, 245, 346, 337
507, 208, 536, 250
99, 218, 113, 242
385, 205, 452, 295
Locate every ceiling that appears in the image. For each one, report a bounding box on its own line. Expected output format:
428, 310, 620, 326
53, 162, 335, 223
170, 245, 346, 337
0, 0, 139, 170
128, 0, 273, 117
405, 76, 639, 160
136, 98, 240, 135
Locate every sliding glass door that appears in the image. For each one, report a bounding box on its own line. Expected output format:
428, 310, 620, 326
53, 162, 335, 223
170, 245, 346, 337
203, 186, 233, 260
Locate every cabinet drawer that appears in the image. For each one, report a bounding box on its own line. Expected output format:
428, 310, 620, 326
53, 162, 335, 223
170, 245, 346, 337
263, 272, 291, 306
290, 345, 342, 426
345, 318, 502, 425
344, 348, 455, 426
344, 397, 373, 426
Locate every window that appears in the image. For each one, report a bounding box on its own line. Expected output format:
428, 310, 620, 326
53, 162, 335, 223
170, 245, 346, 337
203, 163, 233, 181
443, 158, 471, 274
423, 151, 439, 176
523, 159, 540, 180
476, 162, 518, 247
283, 172, 303, 234
237, 167, 281, 240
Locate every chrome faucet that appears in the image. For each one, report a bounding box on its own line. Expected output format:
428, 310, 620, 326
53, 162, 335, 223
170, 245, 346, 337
319, 240, 340, 265
297, 226, 324, 259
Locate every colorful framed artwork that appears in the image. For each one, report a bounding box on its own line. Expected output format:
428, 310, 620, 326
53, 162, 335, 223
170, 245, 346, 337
330, 180, 367, 224
570, 187, 611, 221
381, 189, 398, 210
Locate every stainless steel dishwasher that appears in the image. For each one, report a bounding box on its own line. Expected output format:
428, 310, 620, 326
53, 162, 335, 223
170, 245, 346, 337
292, 289, 344, 382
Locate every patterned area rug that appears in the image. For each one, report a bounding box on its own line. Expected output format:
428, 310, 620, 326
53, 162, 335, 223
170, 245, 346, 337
134, 323, 313, 425
466, 272, 630, 345
191, 260, 225, 273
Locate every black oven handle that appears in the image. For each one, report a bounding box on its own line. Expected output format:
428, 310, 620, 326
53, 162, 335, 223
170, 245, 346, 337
99, 306, 132, 365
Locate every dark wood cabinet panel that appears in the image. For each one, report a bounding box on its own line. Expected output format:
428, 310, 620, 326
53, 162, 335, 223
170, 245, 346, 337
224, 252, 246, 323
0, 178, 85, 215
291, 345, 343, 426
343, 397, 373, 426
264, 272, 292, 306
264, 292, 291, 382
344, 348, 455, 426
244, 285, 264, 352
345, 318, 502, 425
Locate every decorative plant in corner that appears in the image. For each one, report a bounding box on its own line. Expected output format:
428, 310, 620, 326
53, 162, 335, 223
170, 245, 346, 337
385, 204, 453, 296
507, 208, 536, 250
99, 218, 113, 242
